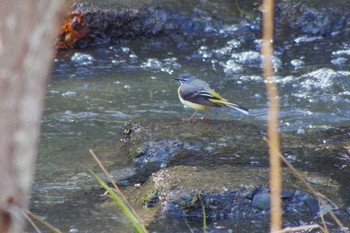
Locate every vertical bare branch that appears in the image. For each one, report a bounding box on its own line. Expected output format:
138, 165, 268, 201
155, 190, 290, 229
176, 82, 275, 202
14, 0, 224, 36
0, 1, 65, 232
261, 0, 282, 232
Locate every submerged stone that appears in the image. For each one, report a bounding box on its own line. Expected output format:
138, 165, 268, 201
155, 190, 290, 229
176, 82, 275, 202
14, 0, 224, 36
163, 187, 321, 219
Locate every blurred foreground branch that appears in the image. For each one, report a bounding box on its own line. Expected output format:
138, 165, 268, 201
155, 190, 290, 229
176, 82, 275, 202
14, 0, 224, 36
260, 0, 282, 232
0, 1, 65, 232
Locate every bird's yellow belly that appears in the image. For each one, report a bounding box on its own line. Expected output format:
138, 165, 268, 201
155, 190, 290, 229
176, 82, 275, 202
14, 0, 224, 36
178, 90, 208, 110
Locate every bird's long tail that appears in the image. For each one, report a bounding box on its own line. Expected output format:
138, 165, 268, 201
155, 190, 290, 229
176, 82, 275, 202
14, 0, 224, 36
206, 89, 249, 114
222, 101, 249, 115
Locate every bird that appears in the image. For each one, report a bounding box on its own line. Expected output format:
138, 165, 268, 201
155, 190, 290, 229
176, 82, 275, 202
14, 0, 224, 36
174, 74, 249, 121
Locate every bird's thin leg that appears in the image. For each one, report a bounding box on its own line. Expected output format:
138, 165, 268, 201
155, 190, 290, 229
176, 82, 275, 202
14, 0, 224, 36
188, 110, 198, 122
201, 109, 209, 120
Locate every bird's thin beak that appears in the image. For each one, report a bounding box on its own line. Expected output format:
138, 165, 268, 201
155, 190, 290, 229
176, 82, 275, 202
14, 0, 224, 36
173, 77, 182, 85
173, 77, 186, 85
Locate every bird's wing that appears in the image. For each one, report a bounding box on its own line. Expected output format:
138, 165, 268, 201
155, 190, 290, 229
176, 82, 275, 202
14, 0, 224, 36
186, 89, 249, 114
180, 78, 249, 113
181, 88, 223, 107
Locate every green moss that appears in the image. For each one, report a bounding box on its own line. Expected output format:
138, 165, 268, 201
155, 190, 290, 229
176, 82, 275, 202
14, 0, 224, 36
143, 189, 161, 207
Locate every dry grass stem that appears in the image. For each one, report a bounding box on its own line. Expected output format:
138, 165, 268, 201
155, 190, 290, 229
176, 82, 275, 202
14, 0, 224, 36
25, 211, 63, 233
23, 211, 42, 233
319, 209, 329, 233
276, 224, 325, 233
89, 149, 145, 229
264, 141, 346, 232
278, 152, 345, 230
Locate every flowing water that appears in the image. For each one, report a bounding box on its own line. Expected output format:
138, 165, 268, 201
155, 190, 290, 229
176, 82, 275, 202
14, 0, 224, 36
29, 1, 350, 232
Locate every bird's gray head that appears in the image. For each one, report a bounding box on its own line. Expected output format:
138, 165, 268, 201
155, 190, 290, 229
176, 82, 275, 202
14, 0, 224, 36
174, 74, 197, 85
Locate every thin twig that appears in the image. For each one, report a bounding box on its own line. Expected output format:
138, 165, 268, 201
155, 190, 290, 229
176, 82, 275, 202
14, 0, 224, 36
197, 193, 207, 233
319, 207, 329, 233
276, 224, 324, 233
185, 218, 195, 233
26, 211, 63, 233
278, 152, 345, 230
23, 210, 42, 233
265, 140, 346, 231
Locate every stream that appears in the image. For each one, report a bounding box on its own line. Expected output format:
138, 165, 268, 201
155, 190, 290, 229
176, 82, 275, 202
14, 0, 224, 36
29, 0, 350, 232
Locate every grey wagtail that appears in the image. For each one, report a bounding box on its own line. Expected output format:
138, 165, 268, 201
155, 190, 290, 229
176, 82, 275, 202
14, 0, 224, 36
174, 74, 249, 121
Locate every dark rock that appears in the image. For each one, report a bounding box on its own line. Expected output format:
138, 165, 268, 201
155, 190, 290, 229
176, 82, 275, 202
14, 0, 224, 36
291, 8, 344, 36
275, 1, 350, 38
162, 186, 322, 219
281, 189, 294, 199
56, 0, 350, 49
119, 119, 266, 169
252, 187, 270, 210
133, 139, 183, 165
283, 190, 319, 215
67, 7, 224, 49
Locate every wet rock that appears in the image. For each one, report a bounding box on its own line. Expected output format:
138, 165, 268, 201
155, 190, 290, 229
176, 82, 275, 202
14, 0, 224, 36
122, 165, 341, 224
251, 187, 270, 210
286, 190, 319, 214
117, 121, 349, 205
63, 6, 223, 49
292, 8, 344, 36
163, 187, 321, 219
54, 0, 350, 49
119, 119, 266, 169
133, 139, 183, 165
89, 119, 350, 231
276, 1, 350, 37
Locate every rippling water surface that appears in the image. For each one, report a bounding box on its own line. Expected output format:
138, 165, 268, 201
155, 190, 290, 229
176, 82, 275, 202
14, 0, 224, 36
30, 1, 350, 232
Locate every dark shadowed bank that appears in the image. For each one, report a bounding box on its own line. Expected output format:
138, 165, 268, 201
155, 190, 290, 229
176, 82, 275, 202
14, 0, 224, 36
57, 0, 350, 49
